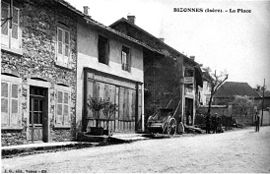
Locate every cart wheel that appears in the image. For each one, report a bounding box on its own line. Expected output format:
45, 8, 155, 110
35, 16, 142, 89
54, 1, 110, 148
167, 118, 177, 136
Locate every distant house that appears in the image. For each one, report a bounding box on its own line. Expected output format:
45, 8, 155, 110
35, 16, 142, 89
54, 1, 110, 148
213, 81, 260, 105
213, 81, 260, 125
198, 68, 212, 106
254, 93, 270, 126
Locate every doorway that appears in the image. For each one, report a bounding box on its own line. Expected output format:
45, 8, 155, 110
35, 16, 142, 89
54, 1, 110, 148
185, 98, 193, 125
29, 86, 48, 142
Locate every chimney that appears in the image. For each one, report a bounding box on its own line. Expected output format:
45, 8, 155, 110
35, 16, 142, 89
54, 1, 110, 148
127, 15, 135, 24
190, 56, 195, 61
83, 6, 89, 15
159, 38, 165, 42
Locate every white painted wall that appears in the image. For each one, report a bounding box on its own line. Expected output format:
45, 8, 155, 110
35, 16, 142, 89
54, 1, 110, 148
76, 21, 144, 131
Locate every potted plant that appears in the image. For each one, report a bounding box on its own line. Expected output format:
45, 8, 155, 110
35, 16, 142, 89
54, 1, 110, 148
102, 99, 118, 136
87, 96, 106, 135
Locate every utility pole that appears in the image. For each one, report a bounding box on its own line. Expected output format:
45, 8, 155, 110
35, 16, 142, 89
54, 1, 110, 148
261, 78, 265, 126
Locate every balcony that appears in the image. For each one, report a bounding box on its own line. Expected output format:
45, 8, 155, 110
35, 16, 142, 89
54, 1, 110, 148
122, 63, 131, 72
184, 76, 194, 84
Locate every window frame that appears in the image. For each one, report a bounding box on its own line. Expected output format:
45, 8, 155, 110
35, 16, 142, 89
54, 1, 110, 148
54, 85, 71, 128
121, 46, 131, 72
56, 26, 71, 68
1, 75, 22, 130
97, 35, 109, 65
1, 1, 22, 54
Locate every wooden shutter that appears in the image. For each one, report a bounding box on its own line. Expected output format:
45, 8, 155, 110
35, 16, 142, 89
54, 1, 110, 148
63, 30, 70, 66
119, 87, 124, 120
128, 89, 133, 120
138, 85, 142, 129
1, 2, 9, 46
131, 90, 136, 120
115, 87, 119, 120
57, 28, 64, 65
10, 84, 20, 127
1, 82, 9, 127
87, 79, 94, 118
124, 88, 129, 120
11, 7, 20, 49
56, 91, 63, 126
99, 82, 105, 119
63, 92, 70, 126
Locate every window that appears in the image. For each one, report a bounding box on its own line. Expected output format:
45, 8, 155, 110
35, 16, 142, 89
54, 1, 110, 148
1, 2, 21, 51
98, 36, 109, 65
121, 46, 131, 71
56, 27, 70, 67
55, 88, 71, 127
1, 81, 21, 129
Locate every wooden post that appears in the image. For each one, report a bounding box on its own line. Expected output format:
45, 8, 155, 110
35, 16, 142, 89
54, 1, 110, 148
261, 78, 265, 126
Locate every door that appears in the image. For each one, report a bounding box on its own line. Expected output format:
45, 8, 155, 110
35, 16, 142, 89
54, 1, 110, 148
29, 87, 48, 142
185, 98, 193, 125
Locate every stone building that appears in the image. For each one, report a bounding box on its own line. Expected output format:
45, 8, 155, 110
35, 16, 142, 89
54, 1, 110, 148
1, 0, 80, 146
213, 81, 260, 105
110, 16, 203, 128
213, 81, 260, 125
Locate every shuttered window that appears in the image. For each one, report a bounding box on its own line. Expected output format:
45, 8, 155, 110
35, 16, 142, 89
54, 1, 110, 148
1, 2, 20, 49
56, 27, 70, 68
1, 81, 21, 129
55, 89, 70, 127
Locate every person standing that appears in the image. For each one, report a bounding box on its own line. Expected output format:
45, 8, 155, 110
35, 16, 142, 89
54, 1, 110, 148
206, 114, 210, 134
212, 113, 218, 133
255, 112, 260, 132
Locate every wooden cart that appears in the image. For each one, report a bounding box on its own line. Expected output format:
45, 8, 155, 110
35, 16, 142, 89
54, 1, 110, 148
147, 108, 177, 135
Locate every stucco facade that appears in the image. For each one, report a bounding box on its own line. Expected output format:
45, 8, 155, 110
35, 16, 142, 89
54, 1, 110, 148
76, 19, 145, 133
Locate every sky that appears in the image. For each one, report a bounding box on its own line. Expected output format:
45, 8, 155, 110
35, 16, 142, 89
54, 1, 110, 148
66, 0, 270, 89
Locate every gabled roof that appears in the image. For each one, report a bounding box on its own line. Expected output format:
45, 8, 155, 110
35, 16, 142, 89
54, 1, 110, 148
215, 81, 260, 98
110, 17, 203, 86
110, 17, 185, 58
54, 0, 163, 55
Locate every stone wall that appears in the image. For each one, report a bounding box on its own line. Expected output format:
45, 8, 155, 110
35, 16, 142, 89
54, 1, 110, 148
143, 51, 183, 123
197, 105, 255, 126
1, 0, 77, 146
1, 130, 27, 146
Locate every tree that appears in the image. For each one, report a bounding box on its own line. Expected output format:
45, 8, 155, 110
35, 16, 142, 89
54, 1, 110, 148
231, 95, 254, 115
255, 84, 270, 97
102, 100, 118, 133
87, 96, 118, 132
87, 96, 106, 127
206, 69, 229, 115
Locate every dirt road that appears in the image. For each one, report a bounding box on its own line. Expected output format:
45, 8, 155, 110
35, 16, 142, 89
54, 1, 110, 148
2, 127, 270, 173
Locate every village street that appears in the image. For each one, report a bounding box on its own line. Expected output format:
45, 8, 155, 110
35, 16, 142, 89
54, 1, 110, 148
2, 126, 270, 173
